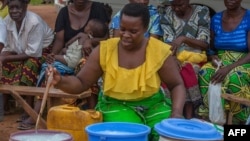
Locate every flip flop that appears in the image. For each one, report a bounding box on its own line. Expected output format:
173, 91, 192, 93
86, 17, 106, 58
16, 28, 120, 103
17, 122, 35, 130
16, 115, 28, 123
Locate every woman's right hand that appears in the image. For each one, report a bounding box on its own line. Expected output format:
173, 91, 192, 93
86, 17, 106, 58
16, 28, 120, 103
211, 55, 221, 68
46, 65, 62, 87
170, 42, 179, 56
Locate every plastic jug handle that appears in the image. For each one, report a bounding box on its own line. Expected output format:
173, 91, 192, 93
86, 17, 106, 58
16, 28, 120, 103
62, 105, 79, 110
88, 110, 102, 119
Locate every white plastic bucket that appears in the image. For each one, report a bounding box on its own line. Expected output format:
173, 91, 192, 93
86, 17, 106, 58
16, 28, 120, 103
9, 129, 73, 141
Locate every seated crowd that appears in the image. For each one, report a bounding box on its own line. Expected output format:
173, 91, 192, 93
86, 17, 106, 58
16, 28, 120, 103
0, 0, 250, 140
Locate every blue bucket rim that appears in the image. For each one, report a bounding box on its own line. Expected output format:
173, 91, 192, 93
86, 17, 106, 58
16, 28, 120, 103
85, 122, 151, 138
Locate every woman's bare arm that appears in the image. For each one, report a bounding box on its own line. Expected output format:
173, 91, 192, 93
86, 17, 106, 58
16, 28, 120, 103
51, 30, 65, 54
49, 46, 103, 94
158, 55, 186, 118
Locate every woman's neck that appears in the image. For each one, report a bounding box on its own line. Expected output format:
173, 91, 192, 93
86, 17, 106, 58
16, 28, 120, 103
179, 6, 193, 20
225, 7, 245, 18
74, 1, 91, 11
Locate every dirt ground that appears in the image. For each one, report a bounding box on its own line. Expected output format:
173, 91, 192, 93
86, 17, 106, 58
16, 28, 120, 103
0, 4, 57, 141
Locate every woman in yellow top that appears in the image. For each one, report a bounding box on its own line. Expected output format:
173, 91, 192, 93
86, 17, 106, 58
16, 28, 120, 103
0, 0, 8, 18
48, 3, 186, 141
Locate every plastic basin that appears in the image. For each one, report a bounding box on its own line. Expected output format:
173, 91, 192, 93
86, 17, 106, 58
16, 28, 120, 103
9, 129, 73, 141
85, 122, 151, 141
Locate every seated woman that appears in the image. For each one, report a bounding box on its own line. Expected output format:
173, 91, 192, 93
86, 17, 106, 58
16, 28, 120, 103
0, 0, 54, 129
198, 0, 250, 124
160, 0, 210, 119
37, 19, 109, 87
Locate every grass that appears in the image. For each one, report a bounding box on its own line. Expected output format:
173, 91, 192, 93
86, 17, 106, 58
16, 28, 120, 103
30, 0, 55, 6
30, 0, 43, 5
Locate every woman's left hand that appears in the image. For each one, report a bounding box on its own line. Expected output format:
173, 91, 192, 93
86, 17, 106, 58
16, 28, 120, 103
170, 112, 183, 118
211, 66, 231, 84
171, 36, 185, 55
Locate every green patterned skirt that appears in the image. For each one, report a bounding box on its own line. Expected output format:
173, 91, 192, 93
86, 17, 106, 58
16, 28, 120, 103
198, 50, 250, 124
96, 90, 172, 141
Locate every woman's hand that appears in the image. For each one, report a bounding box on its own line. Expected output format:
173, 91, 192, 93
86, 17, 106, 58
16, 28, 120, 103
170, 111, 183, 119
211, 66, 231, 84
46, 53, 55, 64
171, 36, 185, 55
46, 65, 62, 87
170, 42, 179, 55
210, 55, 220, 68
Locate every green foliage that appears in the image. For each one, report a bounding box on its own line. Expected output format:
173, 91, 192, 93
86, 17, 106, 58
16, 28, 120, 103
30, 0, 43, 5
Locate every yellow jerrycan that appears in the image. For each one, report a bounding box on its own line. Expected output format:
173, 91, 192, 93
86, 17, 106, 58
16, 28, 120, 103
47, 104, 102, 141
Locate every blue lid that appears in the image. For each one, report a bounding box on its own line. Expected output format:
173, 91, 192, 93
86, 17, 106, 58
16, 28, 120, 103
154, 118, 223, 140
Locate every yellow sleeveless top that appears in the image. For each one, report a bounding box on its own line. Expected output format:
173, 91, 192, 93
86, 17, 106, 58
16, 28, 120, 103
100, 37, 172, 101
0, 3, 8, 18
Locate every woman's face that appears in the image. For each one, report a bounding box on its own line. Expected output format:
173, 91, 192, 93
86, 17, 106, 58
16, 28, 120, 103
171, 0, 190, 17
119, 14, 147, 50
224, 0, 242, 10
8, 0, 27, 23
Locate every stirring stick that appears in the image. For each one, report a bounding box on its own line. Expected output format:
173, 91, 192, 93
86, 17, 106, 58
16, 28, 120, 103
35, 70, 54, 132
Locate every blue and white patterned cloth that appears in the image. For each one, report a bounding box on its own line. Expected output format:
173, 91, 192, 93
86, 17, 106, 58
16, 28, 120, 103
109, 4, 163, 37
36, 61, 75, 87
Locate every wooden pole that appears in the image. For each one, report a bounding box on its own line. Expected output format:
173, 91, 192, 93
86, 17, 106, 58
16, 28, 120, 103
35, 72, 53, 131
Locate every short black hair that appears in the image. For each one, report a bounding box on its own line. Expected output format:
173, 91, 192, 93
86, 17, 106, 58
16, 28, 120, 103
101, 3, 113, 24
0, 0, 27, 9
120, 3, 149, 29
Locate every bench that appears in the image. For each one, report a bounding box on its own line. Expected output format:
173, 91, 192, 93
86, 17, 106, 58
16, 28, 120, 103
0, 84, 91, 129
221, 93, 250, 124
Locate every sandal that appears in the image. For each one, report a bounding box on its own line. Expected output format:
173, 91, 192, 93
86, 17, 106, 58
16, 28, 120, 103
16, 115, 29, 123
17, 122, 35, 130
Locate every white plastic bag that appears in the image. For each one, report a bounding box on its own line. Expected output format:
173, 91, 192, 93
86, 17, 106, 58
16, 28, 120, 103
208, 82, 226, 124
208, 60, 226, 125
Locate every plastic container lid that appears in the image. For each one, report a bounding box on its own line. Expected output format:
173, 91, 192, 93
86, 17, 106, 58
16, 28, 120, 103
154, 118, 223, 140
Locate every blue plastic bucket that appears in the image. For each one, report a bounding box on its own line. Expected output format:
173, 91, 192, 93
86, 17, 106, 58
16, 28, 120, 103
155, 118, 223, 141
85, 122, 151, 141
